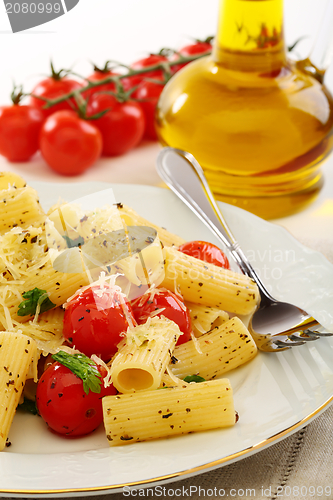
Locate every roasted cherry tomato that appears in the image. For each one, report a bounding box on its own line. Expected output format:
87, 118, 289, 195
131, 288, 192, 345
122, 54, 168, 91
36, 361, 116, 436
0, 104, 44, 162
134, 77, 164, 140
39, 110, 102, 175
30, 67, 82, 119
171, 38, 213, 73
178, 241, 230, 269
63, 284, 136, 361
87, 93, 145, 156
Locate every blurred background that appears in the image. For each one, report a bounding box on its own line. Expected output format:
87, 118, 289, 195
0, 0, 332, 102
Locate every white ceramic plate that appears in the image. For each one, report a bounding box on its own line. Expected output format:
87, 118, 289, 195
2, 182, 333, 498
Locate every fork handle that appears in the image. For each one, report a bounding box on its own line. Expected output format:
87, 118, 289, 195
156, 148, 274, 302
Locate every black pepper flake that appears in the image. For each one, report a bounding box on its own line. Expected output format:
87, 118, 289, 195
162, 413, 173, 419
55, 282, 60, 286
198, 282, 203, 287
120, 435, 133, 441
78, 316, 84, 322
170, 355, 178, 364
86, 309, 90, 313
185, 408, 191, 413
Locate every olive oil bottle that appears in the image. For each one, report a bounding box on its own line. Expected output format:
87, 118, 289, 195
156, 0, 333, 219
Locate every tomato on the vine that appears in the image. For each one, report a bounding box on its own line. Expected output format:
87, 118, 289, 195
87, 93, 145, 156
83, 63, 119, 100
171, 38, 213, 73
63, 283, 136, 361
39, 110, 102, 176
30, 64, 82, 119
131, 288, 192, 345
178, 241, 230, 269
134, 77, 164, 140
36, 359, 116, 436
122, 54, 168, 91
0, 104, 44, 162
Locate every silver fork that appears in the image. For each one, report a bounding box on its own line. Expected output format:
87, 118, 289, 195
156, 147, 332, 352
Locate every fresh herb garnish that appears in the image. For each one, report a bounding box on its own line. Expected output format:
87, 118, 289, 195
62, 234, 85, 248
18, 398, 39, 415
183, 375, 206, 383
52, 351, 102, 395
17, 288, 56, 317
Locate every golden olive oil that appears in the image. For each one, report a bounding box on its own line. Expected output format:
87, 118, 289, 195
156, 0, 333, 219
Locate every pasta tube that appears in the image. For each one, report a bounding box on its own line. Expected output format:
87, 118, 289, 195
0, 331, 37, 450
187, 302, 229, 336
117, 204, 185, 247
111, 317, 181, 393
103, 378, 236, 446
161, 247, 259, 315
0, 185, 45, 235
171, 317, 257, 380
0, 172, 27, 190
0, 260, 90, 325
10, 307, 65, 354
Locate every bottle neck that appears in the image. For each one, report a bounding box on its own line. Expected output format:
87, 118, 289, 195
213, 0, 287, 73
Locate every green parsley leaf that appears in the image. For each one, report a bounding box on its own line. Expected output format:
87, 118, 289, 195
18, 398, 39, 415
183, 375, 206, 383
52, 351, 102, 395
17, 288, 56, 317
62, 234, 85, 248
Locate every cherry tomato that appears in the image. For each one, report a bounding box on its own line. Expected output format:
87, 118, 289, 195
178, 241, 230, 269
0, 104, 44, 162
171, 40, 213, 73
83, 69, 118, 101
36, 362, 116, 436
30, 76, 82, 119
39, 110, 102, 176
131, 288, 192, 345
87, 93, 145, 156
122, 54, 168, 91
134, 78, 164, 140
63, 284, 136, 361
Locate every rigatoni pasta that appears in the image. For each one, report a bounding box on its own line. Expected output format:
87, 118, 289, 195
187, 301, 229, 336
0, 331, 37, 450
0, 185, 46, 235
117, 204, 186, 247
161, 246, 259, 315
111, 317, 181, 393
170, 317, 257, 380
103, 378, 236, 446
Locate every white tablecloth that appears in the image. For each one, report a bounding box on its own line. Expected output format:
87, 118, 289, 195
0, 145, 333, 499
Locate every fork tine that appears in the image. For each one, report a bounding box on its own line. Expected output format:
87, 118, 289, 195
267, 327, 333, 351
289, 333, 319, 342
303, 329, 333, 337
272, 338, 307, 348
